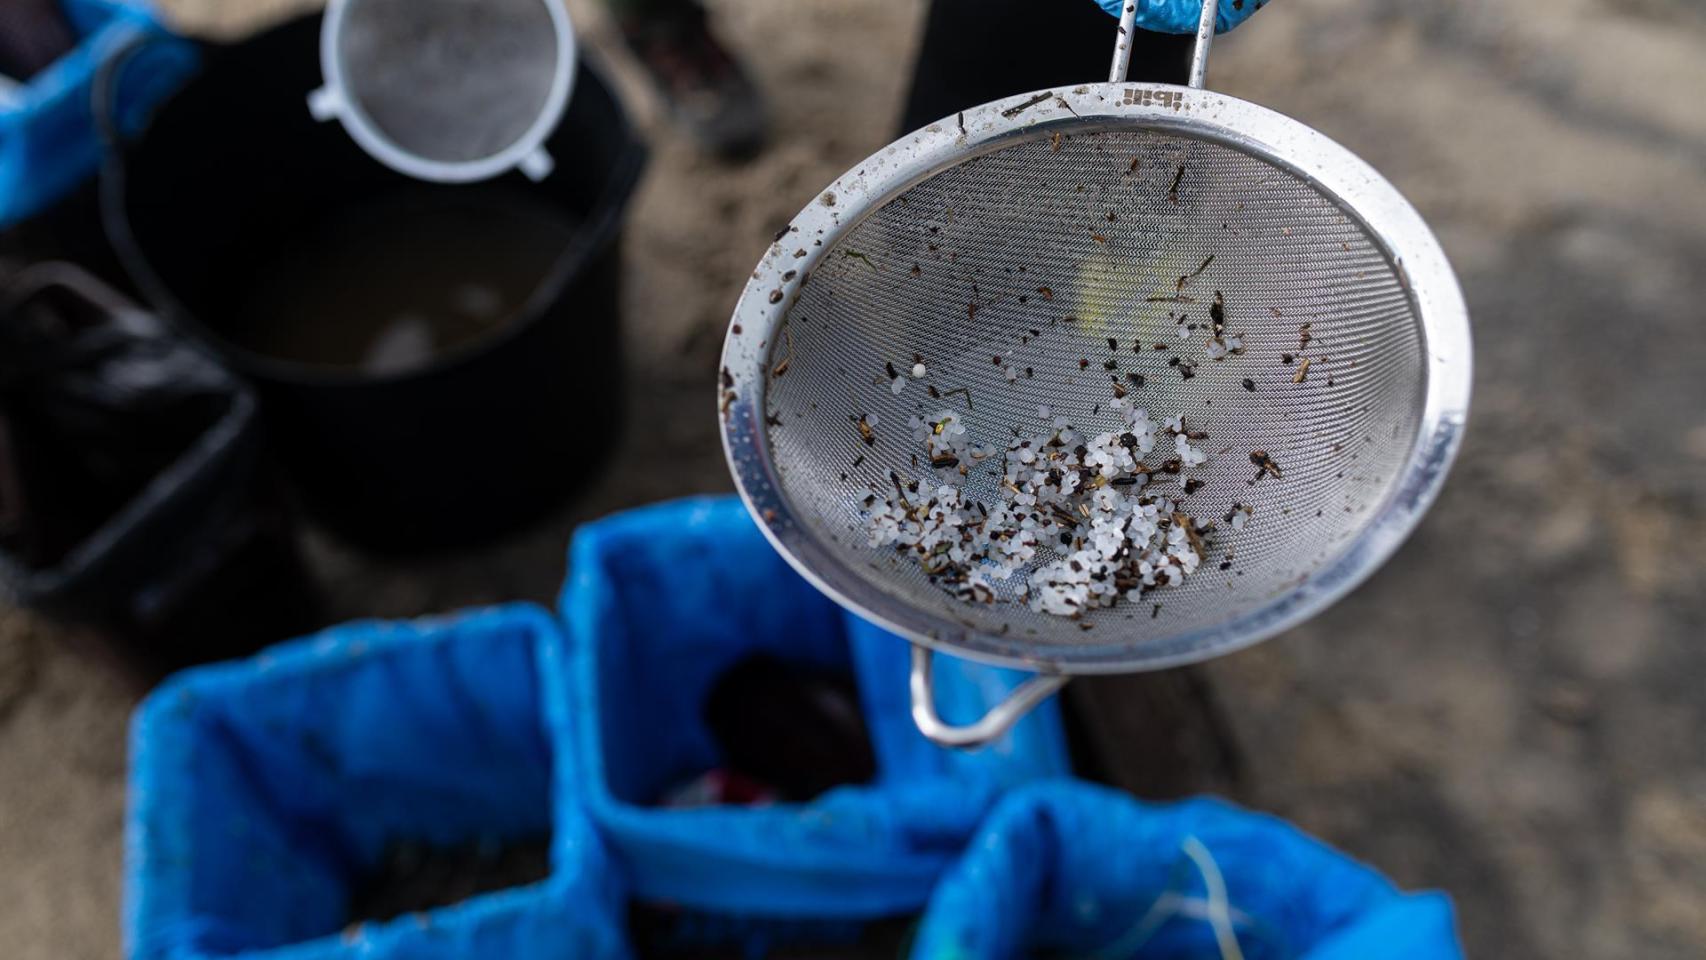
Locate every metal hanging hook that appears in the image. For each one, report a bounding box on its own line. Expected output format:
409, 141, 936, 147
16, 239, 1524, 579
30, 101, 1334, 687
909, 645, 1070, 749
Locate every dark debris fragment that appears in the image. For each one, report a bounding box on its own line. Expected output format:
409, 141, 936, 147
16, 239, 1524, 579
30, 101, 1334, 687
1249, 450, 1283, 481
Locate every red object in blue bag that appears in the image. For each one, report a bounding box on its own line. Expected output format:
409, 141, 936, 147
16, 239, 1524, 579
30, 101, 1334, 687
550, 496, 1073, 919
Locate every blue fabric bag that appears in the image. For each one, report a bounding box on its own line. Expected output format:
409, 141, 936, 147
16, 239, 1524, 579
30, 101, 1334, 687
910, 781, 1463, 960
125, 604, 629, 960
0, 0, 196, 227
550, 496, 1071, 919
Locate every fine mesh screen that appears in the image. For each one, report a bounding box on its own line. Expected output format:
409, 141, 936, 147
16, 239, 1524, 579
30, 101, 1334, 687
337, 0, 560, 163
763, 127, 1426, 651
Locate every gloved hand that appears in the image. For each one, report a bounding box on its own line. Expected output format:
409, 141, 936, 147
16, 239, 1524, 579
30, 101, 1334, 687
1094, 0, 1273, 35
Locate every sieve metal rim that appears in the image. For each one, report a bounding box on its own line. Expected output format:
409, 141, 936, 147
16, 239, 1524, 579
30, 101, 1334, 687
718, 82, 1471, 676
309, 0, 577, 183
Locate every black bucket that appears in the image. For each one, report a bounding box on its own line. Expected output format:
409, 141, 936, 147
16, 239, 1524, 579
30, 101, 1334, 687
102, 16, 646, 552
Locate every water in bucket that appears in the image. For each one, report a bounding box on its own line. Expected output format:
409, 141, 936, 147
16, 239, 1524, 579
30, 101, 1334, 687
227, 189, 578, 376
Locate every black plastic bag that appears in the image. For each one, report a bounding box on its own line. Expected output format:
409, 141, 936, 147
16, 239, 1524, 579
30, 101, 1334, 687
0, 261, 315, 673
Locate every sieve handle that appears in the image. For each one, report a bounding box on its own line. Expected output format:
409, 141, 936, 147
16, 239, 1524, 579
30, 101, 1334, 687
909, 645, 1070, 749
1186, 0, 1218, 89
1108, 3, 1139, 82
1108, 1, 1218, 89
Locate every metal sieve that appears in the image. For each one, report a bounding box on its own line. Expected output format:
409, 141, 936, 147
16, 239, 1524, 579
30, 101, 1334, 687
308, 0, 576, 183
719, 2, 1471, 747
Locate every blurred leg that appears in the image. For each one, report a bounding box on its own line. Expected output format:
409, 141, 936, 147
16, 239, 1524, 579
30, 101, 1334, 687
602, 0, 769, 159
0, 0, 77, 81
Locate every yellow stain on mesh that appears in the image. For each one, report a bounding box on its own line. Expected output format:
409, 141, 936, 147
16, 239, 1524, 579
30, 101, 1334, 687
1071, 249, 1202, 346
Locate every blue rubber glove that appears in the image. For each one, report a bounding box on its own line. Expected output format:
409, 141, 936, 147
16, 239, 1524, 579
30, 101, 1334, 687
1095, 0, 1272, 35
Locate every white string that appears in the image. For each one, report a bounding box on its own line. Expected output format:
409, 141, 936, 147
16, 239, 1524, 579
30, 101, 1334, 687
1181, 835, 1246, 960
1086, 835, 1248, 960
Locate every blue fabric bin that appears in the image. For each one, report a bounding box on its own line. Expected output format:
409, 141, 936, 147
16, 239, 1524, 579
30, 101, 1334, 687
0, 0, 196, 227
125, 603, 629, 960
910, 781, 1463, 960
551, 496, 1071, 919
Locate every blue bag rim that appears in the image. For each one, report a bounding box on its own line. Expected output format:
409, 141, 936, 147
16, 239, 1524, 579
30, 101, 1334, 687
123, 602, 626, 960
909, 780, 1463, 959
549, 496, 1011, 916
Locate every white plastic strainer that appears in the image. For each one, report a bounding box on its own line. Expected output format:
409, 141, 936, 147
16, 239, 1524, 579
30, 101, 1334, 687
719, 3, 1471, 747
308, 0, 576, 183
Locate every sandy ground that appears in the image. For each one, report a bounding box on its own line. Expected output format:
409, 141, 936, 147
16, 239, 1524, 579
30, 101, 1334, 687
3, 0, 1705, 958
